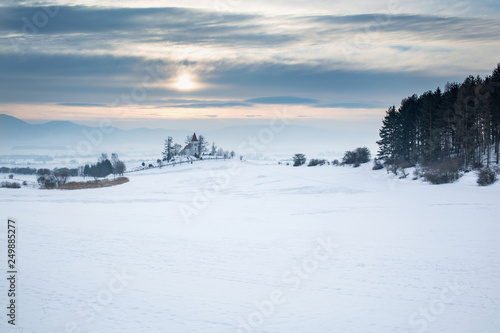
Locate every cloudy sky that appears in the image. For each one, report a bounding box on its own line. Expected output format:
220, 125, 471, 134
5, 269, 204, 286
0, 0, 499, 130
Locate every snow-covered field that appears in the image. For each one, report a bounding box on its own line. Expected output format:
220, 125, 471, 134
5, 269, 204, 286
1, 160, 499, 332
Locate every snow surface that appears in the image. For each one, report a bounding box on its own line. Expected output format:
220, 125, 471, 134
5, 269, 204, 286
1, 160, 499, 332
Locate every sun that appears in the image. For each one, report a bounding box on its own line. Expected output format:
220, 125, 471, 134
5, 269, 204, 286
175, 74, 195, 90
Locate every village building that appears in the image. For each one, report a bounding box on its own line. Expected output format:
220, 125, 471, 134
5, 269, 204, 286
179, 133, 199, 157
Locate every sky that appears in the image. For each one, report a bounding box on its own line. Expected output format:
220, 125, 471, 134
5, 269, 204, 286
0, 0, 499, 130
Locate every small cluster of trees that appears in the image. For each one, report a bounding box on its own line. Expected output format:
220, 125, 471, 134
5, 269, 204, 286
342, 147, 371, 167
162, 134, 235, 163
210, 141, 235, 159
162, 136, 180, 162
36, 168, 72, 189
83, 153, 126, 179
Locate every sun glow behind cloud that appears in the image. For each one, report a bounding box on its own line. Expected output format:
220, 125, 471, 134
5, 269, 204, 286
175, 74, 195, 90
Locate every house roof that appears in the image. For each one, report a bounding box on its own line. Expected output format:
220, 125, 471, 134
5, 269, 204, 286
180, 143, 192, 154
191, 132, 198, 142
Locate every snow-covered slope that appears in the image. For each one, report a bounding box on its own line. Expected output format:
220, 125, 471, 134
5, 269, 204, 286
0, 161, 499, 332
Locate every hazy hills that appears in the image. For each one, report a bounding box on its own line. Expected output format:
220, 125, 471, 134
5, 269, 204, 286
0, 114, 377, 159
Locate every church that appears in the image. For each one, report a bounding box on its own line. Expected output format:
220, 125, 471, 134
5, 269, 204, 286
179, 133, 200, 157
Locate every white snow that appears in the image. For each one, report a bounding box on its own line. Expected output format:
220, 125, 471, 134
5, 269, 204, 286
1, 160, 499, 332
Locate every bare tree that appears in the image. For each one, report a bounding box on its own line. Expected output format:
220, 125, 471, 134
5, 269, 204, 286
211, 142, 217, 156
198, 135, 208, 157
173, 143, 182, 156
114, 161, 126, 176
111, 153, 119, 165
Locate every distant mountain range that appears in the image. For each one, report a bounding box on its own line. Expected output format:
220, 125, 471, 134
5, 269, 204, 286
0, 114, 377, 158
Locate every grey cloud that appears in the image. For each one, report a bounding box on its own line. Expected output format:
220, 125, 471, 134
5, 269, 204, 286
314, 103, 385, 109
0, 6, 256, 33
162, 102, 252, 108
305, 14, 500, 41
246, 96, 319, 105
0, 5, 297, 48
58, 102, 107, 107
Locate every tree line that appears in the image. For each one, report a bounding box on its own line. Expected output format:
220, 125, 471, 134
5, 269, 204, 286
1, 166, 79, 176
377, 64, 500, 168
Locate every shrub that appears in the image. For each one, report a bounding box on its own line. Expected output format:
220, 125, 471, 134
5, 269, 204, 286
372, 159, 384, 170
293, 154, 306, 167
37, 171, 70, 189
383, 159, 414, 176
422, 159, 462, 185
355, 147, 371, 164
308, 159, 327, 167
385, 163, 398, 175
332, 159, 339, 166
342, 147, 371, 166
477, 168, 497, 186
37, 174, 58, 189
8, 174, 14, 179
22, 181, 28, 186
1, 181, 21, 189
342, 151, 357, 165
53, 168, 70, 184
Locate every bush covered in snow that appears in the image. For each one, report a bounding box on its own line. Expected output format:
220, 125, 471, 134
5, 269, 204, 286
293, 154, 306, 167
422, 159, 462, 185
342, 147, 371, 166
1, 181, 21, 189
37, 169, 70, 189
477, 167, 497, 186
308, 159, 327, 167
372, 159, 384, 170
